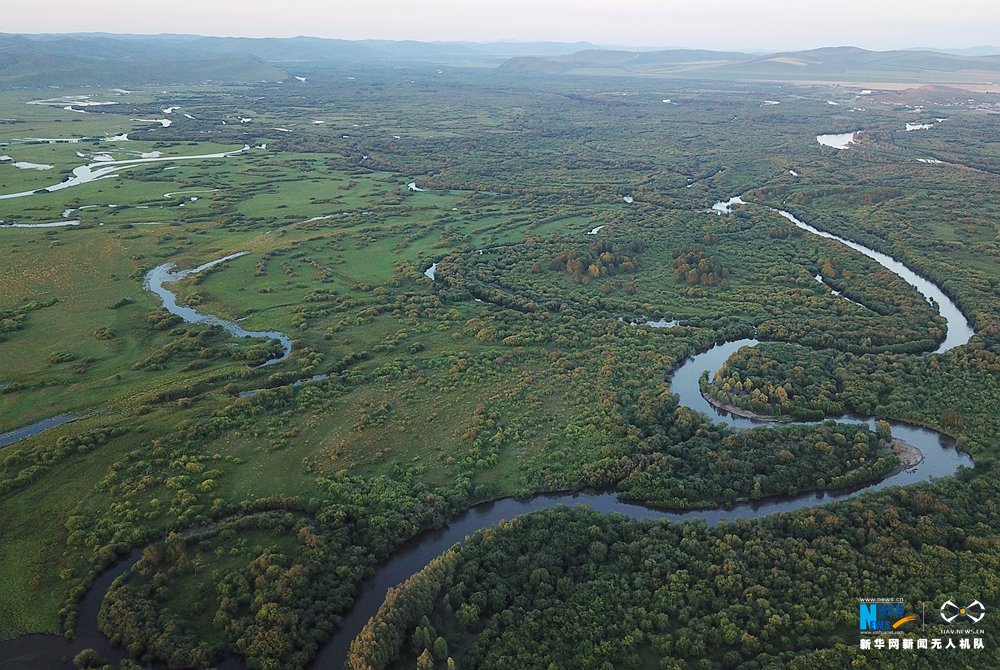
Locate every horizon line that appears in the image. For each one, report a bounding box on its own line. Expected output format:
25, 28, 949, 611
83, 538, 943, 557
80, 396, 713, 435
2, 31, 999, 55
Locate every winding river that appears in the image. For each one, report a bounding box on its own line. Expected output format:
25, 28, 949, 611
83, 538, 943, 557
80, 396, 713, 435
144, 253, 292, 366
776, 209, 972, 353
0, 202, 976, 669
315, 201, 975, 669
0, 146, 250, 201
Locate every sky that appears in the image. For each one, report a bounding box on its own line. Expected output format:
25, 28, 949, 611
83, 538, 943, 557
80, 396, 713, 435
4, 0, 999, 51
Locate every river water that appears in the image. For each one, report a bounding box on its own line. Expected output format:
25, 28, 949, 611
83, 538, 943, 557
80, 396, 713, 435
776, 209, 972, 353
311, 199, 976, 667
0, 414, 78, 448
310, 337, 972, 669
0, 146, 250, 201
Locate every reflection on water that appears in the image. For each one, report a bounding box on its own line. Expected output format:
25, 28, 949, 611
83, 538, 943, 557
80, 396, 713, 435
777, 209, 973, 353
816, 131, 859, 149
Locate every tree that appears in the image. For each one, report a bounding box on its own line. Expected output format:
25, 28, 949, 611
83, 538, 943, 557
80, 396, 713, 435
434, 636, 449, 660
417, 648, 435, 670
73, 649, 106, 669
875, 419, 891, 442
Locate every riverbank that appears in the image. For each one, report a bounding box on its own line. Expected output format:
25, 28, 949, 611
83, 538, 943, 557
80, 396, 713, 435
893, 438, 925, 470
704, 393, 794, 422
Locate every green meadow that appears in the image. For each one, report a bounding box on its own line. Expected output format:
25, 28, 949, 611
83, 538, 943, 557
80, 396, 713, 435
1, 70, 998, 668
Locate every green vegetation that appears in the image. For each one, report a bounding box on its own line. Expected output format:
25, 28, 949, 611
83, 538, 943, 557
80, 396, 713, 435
0, 60, 997, 669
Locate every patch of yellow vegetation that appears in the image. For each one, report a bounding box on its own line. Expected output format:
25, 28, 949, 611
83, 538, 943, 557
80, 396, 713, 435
0, 232, 132, 302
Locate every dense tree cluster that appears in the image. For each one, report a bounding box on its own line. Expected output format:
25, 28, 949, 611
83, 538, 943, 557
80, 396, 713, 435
616, 420, 898, 505
704, 342, 1000, 458
673, 244, 729, 286
553, 239, 642, 284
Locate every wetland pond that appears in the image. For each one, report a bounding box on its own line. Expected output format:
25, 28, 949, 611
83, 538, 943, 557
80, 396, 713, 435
816, 131, 860, 149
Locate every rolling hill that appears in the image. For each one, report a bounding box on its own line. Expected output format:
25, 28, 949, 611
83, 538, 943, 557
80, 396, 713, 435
2, 34, 1000, 88
499, 45, 1000, 87
0, 34, 598, 86
0, 34, 287, 86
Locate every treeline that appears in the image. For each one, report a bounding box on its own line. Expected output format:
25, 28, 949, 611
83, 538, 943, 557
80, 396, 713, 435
96, 464, 473, 670
616, 419, 898, 506
349, 549, 461, 670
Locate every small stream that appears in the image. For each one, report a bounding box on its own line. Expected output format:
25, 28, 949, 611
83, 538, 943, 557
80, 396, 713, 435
0, 414, 78, 448
144, 253, 292, 366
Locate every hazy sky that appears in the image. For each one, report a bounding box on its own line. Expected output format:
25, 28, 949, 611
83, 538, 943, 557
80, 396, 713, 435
5, 0, 999, 51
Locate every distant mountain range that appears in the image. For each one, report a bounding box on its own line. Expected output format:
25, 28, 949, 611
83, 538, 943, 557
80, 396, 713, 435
499, 46, 1000, 86
0, 34, 286, 86
1, 33, 999, 88
909, 46, 1000, 57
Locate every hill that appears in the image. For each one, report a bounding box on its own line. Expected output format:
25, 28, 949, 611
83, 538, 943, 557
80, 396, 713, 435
500, 48, 751, 74
0, 34, 603, 86
499, 44, 1000, 87
0, 34, 286, 86
3, 34, 1000, 88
